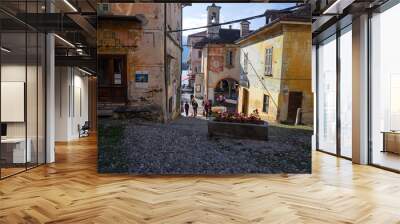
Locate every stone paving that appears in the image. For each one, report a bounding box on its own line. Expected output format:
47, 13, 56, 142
98, 115, 312, 174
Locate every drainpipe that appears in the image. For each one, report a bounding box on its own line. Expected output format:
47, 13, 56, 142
163, 3, 168, 123
206, 47, 209, 101
179, 4, 183, 117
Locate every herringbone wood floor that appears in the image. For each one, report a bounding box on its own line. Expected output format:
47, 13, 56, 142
1, 135, 400, 224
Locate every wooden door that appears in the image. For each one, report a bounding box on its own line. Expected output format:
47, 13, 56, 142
98, 55, 127, 103
242, 89, 249, 115
287, 91, 303, 123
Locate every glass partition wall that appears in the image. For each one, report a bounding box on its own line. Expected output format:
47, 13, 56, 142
339, 26, 352, 159
316, 25, 352, 159
317, 35, 337, 155
0, 1, 46, 179
370, 2, 400, 171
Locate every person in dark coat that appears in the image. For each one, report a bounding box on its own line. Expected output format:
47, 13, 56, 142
184, 101, 190, 117
192, 98, 198, 117
204, 100, 210, 118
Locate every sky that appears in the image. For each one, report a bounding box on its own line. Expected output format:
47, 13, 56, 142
182, 3, 296, 39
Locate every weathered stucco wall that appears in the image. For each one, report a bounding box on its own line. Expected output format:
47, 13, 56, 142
237, 22, 313, 125
238, 34, 284, 122
188, 35, 205, 75
166, 3, 182, 120
194, 72, 204, 98
281, 23, 313, 125
205, 44, 240, 101
201, 47, 208, 99
97, 3, 182, 122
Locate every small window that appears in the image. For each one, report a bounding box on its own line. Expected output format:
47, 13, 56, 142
263, 95, 269, 113
211, 12, 217, 23
243, 52, 248, 73
226, 50, 234, 67
265, 47, 273, 76
198, 51, 202, 58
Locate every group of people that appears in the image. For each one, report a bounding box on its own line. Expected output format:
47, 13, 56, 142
183, 95, 212, 118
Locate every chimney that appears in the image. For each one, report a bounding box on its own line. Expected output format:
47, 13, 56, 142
240, 20, 250, 37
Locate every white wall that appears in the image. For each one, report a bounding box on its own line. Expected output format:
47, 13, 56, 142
1, 63, 46, 164
55, 67, 89, 141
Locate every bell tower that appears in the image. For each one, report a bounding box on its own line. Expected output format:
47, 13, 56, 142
207, 3, 221, 39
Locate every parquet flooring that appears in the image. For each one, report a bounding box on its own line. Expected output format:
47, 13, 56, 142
1, 135, 400, 223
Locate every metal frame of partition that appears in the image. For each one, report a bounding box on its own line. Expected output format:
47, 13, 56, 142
314, 19, 353, 160
0, 0, 47, 180
315, 0, 400, 173
367, 0, 400, 173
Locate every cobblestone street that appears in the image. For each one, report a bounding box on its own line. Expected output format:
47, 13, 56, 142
98, 115, 312, 174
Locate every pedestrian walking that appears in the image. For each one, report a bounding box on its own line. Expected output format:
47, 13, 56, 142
192, 98, 198, 117
204, 100, 210, 118
207, 100, 212, 117
184, 101, 189, 117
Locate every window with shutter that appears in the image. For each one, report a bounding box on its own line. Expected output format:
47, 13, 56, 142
264, 48, 273, 76
244, 53, 248, 73
226, 50, 234, 67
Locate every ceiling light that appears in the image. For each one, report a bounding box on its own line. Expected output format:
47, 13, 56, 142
1, 47, 11, 53
54, 34, 75, 48
323, 0, 355, 15
78, 67, 92, 76
63, 0, 78, 12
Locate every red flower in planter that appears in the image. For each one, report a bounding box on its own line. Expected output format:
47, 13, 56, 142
214, 109, 263, 124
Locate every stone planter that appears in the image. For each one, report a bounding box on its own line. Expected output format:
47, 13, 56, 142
208, 119, 268, 141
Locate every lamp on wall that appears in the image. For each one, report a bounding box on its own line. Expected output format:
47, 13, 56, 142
322, 0, 355, 15
78, 67, 93, 76
1, 47, 11, 53
63, 0, 78, 12
54, 34, 75, 48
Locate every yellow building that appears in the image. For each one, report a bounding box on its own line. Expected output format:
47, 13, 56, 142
236, 11, 313, 125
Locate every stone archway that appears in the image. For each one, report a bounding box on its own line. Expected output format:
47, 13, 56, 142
213, 78, 239, 111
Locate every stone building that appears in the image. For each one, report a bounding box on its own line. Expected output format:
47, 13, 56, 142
97, 3, 182, 122
193, 4, 246, 109
236, 7, 313, 125
186, 31, 206, 90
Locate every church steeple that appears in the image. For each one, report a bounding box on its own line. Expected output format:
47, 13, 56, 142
207, 3, 221, 39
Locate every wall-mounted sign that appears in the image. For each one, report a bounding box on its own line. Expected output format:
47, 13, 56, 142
135, 71, 148, 82
135, 71, 149, 88
114, 73, 122, 85
196, 84, 201, 93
